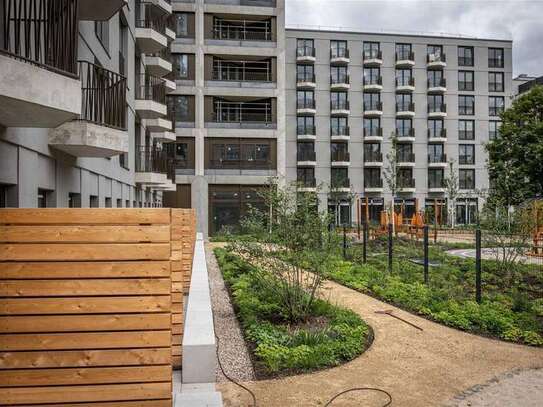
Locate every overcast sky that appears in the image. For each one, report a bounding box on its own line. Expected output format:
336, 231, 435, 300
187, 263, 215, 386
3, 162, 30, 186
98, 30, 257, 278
285, 0, 543, 77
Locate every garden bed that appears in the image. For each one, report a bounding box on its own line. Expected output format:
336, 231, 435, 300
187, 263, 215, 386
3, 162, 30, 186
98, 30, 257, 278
214, 248, 373, 379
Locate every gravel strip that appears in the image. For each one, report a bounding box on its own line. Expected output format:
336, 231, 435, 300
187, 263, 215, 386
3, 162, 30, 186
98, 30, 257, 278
206, 242, 256, 383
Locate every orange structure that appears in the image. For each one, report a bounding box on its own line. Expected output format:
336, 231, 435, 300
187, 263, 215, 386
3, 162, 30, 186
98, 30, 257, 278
529, 201, 543, 257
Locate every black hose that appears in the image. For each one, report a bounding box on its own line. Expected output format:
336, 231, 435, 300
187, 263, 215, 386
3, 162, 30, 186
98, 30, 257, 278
324, 387, 393, 407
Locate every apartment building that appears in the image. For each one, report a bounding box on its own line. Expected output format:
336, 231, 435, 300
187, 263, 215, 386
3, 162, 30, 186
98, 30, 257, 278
163, 0, 285, 235
286, 29, 512, 226
0, 0, 175, 209
513, 74, 543, 96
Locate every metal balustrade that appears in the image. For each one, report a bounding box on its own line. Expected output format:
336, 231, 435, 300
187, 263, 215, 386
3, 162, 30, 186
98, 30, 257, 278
213, 18, 272, 41
136, 73, 166, 104
212, 59, 272, 82
135, 146, 168, 174
213, 100, 273, 123
428, 153, 447, 163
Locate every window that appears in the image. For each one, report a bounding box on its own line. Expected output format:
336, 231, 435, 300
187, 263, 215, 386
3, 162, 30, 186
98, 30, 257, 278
397, 143, 413, 162
90, 195, 99, 208
459, 144, 475, 164
173, 54, 189, 79
331, 91, 348, 109
0, 185, 6, 207
363, 93, 380, 110
363, 42, 380, 59
488, 48, 504, 68
330, 40, 347, 58
297, 116, 315, 134
458, 71, 474, 91
428, 169, 445, 188
396, 93, 413, 111
167, 95, 191, 122
331, 66, 348, 83
68, 193, 81, 208
396, 43, 412, 60
458, 95, 475, 115
95, 20, 109, 53
427, 44, 444, 61
427, 70, 443, 87
459, 120, 475, 140
398, 168, 414, 188
174, 13, 189, 37
428, 94, 444, 112
396, 69, 412, 86
458, 46, 474, 66
364, 118, 381, 137
428, 119, 444, 138
297, 38, 314, 56
105, 197, 112, 208
297, 90, 314, 108
297, 64, 314, 82
297, 167, 315, 185
396, 118, 413, 137
459, 169, 475, 189
456, 198, 478, 224
37, 189, 48, 208
489, 72, 504, 92
331, 117, 348, 135
364, 168, 382, 188
297, 141, 315, 161
331, 167, 349, 188
116, 198, 122, 208
428, 144, 445, 163
364, 143, 381, 160
489, 120, 501, 140
489, 96, 504, 116
364, 67, 381, 84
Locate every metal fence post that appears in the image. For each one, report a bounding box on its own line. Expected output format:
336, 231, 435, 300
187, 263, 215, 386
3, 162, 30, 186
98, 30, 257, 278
475, 228, 482, 303
343, 224, 347, 259
387, 223, 393, 273
363, 222, 367, 264
423, 225, 429, 285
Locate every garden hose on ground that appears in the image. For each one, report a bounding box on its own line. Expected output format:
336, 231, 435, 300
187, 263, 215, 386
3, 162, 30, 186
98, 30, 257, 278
324, 388, 393, 406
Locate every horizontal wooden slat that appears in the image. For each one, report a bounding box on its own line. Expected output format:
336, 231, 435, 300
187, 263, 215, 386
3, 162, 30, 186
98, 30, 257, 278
1, 382, 171, 404
0, 209, 170, 225
0, 348, 171, 369
13, 401, 172, 407
172, 335, 182, 345
0, 225, 170, 243
0, 279, 171, 297
0, 365, 171, 387
0, 243, 171, 261
0, 261, 170, 279
0, 296, 171, 315
1, 314, 171, 333
171, 314, 183, 324
0, 331, 171, 351
172, 324, 183, 335
171, 293, 183, 303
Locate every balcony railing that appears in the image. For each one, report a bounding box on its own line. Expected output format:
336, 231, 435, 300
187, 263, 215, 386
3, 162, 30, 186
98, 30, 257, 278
363, 49, 382, 60
330, 74, 350, 85
135, 3, 167, 36
396, 51, 415, 61
297, 150, 316, 161
364, 101, 383, 111
428, 103, 447, 113
364, 127, 383, 138
427, 53, 446, 63
488, 58, 504, 68
0, 0, 78, 77
364, 76, 383, 86
213, 60, 272, 82
136, 74, 166, 104
213, 19, 272, 41
396, 102, 415, 112
298, 177, 316, 188
365, 178, 383, 188
459, 156, 475, 165
79, 61, 127, 130
331, 100, 350, 110
297, 100, 316, 110
330, 48, 349, 59
397, 153, 415, 163
428, 77, 446, 88
331, 151, 350, 162
297, 125, 316, 135
297, 73, 316, 83
364, 152, 383, 162
135, 146, 168, 174
458, 57, 473, 66
214, 101, 273, 123
209, 159, 273, 170
396, 128, 415, 138
428, 179, 446, 188
489, 107, 504, 117
297, 46, 315, 58
398, 178, 416, 188
331, 126, 350, 136
428, 128, 447, 139
428, 153, 447, 163
396, 77, 415, 87
331, 176, 350, 189
148, 48, 172, 63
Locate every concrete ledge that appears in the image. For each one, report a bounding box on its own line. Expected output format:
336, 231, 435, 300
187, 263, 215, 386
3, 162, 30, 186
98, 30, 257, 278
182, 233, 216, 384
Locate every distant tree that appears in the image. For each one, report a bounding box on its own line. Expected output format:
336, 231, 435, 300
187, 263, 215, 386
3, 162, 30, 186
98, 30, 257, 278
444, 159, 459, 228
383, 132, 399, 231
486, 85, 543, 207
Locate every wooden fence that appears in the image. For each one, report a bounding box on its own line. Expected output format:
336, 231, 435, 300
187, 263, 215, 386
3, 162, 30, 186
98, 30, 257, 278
0, 208, 195, 406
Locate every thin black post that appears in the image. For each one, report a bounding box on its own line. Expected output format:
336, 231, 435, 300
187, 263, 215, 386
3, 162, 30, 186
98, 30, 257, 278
387, 223, 393, 273
362, 222, 368, 263
357, 221, 361, 241
343, 224, 347, 259
475, 228, 482, 303
423, 225, 429, 285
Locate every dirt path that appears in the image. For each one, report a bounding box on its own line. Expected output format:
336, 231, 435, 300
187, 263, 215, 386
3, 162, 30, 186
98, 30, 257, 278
212, 246, 543, 406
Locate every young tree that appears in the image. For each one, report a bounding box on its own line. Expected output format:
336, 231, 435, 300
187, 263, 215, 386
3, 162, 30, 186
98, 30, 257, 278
383, 132, 399, 231
486, 85, 543, 206
444, 159, 459, 228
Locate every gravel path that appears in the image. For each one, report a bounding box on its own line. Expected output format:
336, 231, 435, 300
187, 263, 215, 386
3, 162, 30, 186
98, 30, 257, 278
206, 243, 255, 383
446, 368, 543, 407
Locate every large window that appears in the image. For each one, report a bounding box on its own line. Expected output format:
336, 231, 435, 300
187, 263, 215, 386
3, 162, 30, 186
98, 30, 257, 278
331, 66, 348, 83
489, 120, 501, 140
363, 93, 381, 110
459, 120, 475, 140
396, 93, 412, 111
458, 46, 474, 66
428, 119, 444, 138
68, 193, 81, 208
459, 169, 475, 189
459, 144, 475, 165
297, 167, 315, 185
427, 44, 443, 60
428, 169, 445, 188
456, 198, 478, 225
364, 67, 381, 84
297, 90, 314, 108
458, 95, 475, 115
331, 116, 348, 135
396, 68, 412, 86
363, 41, 380, 59
396, 43, 412, 60
297, 116, 315, 134
297, 38, 314, 56
210, 140, 272, 168
297, 64, 314, 82
428, 94, 444, 112
489, 96, 505, 116
364, 143, 381, 162
95, 20, 109, 52
397, 143, 413, 162
364, 118, 381, 137
172, 54, 189, 79
488, 48, 504, 68
364, 168, 382, 188
489, 72, 504, 92
428, 144, 444, 163
330, 40, 347, 58
396, 118, 413, 137
167, 95, 191, 122
427, 70, 443, 87
174, 12, 189, 37
458, 71, 474, 91
331, 91, 348, 109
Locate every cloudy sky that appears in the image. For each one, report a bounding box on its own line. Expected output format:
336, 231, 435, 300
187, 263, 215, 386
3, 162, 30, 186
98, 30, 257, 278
285, 0, 543, 76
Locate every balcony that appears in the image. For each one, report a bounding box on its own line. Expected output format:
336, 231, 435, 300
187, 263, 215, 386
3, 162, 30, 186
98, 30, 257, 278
135, 146, 169, 185
427, 78, 447, 93
49, 61, 128, 158
428, 103, 447, 118
80, 0, 127, 21
428, 154, 448, 167
364, 178, 383, 192
297, 73, 316, 89
396, 102, 415, 118
212, 59, 273, 85
395, 51, 415, 67
208, 159, 274, 176
330, 48, 350, 64
330, 74, 350, 90
363, 101, 383, 116
0, 0, 81, 128
330, 100, 350, 116
297, 47, 316, 63
212, 100, 275, 129
398, 178, 416, 193
212, 19, 273, 43
297, 125, 316, 141
363, 50, 383, 66
364, 152, 383, 166
427, 53, 446, 69
331, 177, 351, 192
297, 100, 317, 115
396, 77, 415, 92
331, 126, 350, 141
364, 127, 383, 141
331, 151, 350, 166
397, 153, 416, 167
146, 117, 173, 132
297, 150, 317, 166
428, 180, 446, 193
428, 128, 447, 142
143, 49, 173, 77
396, 128, 415, 142
135, 74, 167, 119
363, 76, 383, 92
297, 177, 317, 192
135, 7, 168, 54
